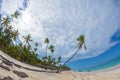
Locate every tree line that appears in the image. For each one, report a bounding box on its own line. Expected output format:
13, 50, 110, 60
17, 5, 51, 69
0, 11, 86, 73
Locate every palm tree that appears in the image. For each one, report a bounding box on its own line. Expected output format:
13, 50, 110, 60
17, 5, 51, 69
11, 30, 19, 41
49, 45, 54, 58
12, 11, 20, 19
1, 16, 12, 46
34, 42, 39, 52
57, 56, 61, 64
44, 38, 49, 57
1, 16, 11, 29
23, 34, 32, 47
48, 45, 55, 69
57, 35, 86, 73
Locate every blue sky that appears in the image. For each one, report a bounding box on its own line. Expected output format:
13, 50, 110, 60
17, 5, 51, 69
1, 0, 120, 70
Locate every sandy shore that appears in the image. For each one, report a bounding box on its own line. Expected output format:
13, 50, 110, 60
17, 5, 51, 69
0, 51, 120, 80
1, 65, 120, 80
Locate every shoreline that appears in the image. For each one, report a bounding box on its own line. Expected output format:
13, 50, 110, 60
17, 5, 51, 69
0, 51, 120, 80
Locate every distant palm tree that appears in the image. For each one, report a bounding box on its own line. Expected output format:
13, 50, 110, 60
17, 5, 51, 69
44, 38, 49, 57
57, 56, 61, 64
1, 16, 11, 29
34, 42, 39, 52
23, 34, 32, 47
49, 45, 54, 58
49, 45, 55, 69
11, 30, 19, 41
12, 11, 20, 19
57, 35, 86, 73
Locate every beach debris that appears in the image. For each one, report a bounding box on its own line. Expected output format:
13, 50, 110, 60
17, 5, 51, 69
13, 70, 28, 78
0, 65, 10, 71
1, 76, 13, 80
0, 56, 13, 66
14, 64, 22, 68
3, 60, 13, 66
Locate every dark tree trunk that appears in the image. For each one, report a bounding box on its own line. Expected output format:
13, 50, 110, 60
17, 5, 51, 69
45, 44, 48, 57
57, 48, 80, 73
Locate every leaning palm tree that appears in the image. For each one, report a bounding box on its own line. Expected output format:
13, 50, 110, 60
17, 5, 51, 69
44, 38, 49, 57
57, 35, 86, 73
23, 34, 32, 47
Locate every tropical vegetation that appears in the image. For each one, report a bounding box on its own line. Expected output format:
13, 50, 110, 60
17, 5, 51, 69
0, 11, 86, 73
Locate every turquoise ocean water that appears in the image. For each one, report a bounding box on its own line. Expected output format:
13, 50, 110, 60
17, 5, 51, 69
80, 57, 120, 72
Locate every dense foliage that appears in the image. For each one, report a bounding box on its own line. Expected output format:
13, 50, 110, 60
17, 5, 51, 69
0, 11, 70, 71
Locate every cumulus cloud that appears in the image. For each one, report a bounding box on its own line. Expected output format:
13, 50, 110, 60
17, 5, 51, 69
1, 0, 120, 60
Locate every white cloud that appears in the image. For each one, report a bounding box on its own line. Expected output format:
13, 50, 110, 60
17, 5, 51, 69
1, 0, 23, 14
1, 0, 120, 61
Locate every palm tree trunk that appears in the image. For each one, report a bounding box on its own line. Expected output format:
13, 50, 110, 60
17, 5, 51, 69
45, 44, 48, 57
63, 48, 80, 66
51, 52, 54, 59
57, 48, 80, 73
51, 53, 52, 60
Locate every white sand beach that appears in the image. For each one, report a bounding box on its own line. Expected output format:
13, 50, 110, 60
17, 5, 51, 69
0, 51, 120, 80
